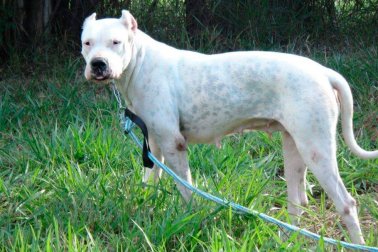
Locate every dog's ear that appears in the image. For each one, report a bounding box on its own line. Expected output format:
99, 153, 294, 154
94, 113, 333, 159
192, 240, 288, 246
83, 12, 96, 27
120, 10, 137, 33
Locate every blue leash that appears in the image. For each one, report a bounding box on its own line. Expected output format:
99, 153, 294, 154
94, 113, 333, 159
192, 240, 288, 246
113, 84, 378, 251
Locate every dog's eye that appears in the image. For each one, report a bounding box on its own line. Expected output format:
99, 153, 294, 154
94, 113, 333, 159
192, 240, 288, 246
113, 40, 121, 45
84, 41, 91, 46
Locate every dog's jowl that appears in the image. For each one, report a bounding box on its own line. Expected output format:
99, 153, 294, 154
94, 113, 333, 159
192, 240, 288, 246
81, 10, 378, 244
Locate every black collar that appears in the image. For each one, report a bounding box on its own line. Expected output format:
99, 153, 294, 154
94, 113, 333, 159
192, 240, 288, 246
124, 108, 154, 168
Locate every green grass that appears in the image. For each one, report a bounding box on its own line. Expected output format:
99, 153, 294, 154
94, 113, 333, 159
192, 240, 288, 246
0, 48, 377, 251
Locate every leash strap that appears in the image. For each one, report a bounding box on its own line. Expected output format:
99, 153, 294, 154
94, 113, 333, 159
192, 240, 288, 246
124, 108, 154, 168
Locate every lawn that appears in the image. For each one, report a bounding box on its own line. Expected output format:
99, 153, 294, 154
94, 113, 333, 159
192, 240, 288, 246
0, 47, 377, 251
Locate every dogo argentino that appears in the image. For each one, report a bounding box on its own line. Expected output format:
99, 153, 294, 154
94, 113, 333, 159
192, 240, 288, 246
81, 10, 378, 244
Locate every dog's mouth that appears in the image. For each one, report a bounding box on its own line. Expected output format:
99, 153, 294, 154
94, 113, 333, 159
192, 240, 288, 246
87, 71, 118, 83
93, 74, 110, 81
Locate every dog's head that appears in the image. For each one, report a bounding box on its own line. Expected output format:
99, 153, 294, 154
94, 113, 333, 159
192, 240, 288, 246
81, 10, 138, 82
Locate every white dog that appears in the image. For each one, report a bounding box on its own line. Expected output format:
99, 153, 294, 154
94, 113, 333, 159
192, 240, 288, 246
81, 10, 378, 244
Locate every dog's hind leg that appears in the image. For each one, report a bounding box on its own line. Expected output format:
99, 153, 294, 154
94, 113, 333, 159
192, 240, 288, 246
282, 131, 308, 225
291, 129, 365, 244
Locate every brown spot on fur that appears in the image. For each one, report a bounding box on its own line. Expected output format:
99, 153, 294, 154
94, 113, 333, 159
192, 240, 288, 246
350, 199, 357, 206
176, 142, 186, 151
311, 151, 320, 163
175, 137, 187, 151
344, 206, 350, 215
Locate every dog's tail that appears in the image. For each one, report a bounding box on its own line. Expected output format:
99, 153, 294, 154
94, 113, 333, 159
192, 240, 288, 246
326, 68, 378, 159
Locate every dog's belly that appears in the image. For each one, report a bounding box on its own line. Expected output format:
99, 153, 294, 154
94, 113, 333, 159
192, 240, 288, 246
180, 117, 285, 144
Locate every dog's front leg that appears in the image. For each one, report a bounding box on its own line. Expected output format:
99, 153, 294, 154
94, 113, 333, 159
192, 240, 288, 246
143, 136, 163, 184
159, 133, 193, 202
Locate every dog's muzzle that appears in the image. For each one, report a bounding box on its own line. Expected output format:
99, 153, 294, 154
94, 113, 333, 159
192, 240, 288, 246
90, 57, 110, 81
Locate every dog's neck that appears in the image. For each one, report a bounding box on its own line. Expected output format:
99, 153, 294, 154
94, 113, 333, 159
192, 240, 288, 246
114, 30, 146, 109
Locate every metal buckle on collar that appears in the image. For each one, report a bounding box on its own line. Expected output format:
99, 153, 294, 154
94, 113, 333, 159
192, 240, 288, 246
123, 116, 135, 134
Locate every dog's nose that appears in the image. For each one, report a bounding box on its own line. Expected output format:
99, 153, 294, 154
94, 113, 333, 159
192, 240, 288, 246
91, 57, 108, 73
90, 57, 110, 80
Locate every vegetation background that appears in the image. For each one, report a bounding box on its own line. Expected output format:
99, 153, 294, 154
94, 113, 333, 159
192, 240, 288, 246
0, 0, 377, 251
